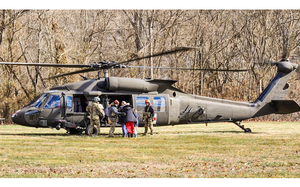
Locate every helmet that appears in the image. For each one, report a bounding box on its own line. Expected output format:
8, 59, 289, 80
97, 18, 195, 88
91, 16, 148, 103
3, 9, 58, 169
93, 97, 100, 102
145, 99, 150, 104
114, 100, 119, 105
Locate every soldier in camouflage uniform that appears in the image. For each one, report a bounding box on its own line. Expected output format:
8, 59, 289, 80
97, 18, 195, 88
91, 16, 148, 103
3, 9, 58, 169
86, 97, 105, 136
108, 100, 124, 137
143, 99, 155, 135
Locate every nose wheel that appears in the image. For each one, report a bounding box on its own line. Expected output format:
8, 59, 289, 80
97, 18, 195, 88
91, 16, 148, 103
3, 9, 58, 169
233, 121, 252, 133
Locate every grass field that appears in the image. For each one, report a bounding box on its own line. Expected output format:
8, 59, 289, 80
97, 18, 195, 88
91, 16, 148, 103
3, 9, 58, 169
0, 122, 300, 178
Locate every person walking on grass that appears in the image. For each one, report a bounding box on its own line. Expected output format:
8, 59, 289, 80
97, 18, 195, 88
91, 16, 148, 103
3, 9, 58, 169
143, 99, 154, 136
123, 104, 137, 138
108, 100, 124, 137
86, 97, 105, 136
134, 109, 139, 138
118, 101, 128, 137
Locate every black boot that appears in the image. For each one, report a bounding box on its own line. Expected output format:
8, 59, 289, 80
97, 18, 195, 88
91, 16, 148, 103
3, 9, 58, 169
128, 133, 132, 138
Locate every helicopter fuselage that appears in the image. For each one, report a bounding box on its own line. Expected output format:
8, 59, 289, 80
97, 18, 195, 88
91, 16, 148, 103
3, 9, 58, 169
11, 60, 300, 134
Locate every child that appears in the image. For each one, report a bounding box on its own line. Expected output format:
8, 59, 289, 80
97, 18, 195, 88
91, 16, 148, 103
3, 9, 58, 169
134, 109, 139, 138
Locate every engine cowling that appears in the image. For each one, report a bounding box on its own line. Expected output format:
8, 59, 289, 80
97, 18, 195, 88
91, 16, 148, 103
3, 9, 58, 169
101, 77, 159, 92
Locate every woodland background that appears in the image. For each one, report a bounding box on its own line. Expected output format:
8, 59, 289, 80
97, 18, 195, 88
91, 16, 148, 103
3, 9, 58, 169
1, 10, 300, 122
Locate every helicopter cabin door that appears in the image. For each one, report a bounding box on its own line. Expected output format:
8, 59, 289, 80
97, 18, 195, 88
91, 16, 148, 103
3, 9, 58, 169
60, 94, 73, 122
63, 94, 88, 127
133, 94, 169, 126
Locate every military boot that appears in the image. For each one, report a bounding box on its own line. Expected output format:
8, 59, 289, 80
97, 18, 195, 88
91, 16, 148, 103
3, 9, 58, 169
150, 130, 153, 135
143, 129, 148, 136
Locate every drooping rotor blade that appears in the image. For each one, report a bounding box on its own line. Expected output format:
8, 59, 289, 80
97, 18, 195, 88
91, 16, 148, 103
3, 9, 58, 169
254, 61, 278, 66
0, 62, 91, 68
47, 68, 98, 79
119, 47, 198, 65
127, 65, 249, 72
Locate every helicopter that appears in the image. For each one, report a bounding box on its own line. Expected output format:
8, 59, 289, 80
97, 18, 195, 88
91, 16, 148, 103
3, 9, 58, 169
1, 47, 300, 134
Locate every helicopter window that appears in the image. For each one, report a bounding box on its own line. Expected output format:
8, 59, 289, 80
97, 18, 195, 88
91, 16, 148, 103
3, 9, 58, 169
30, 94, 48, 108
67, 96, 72, 108
44, 95, 61, 109
136, 96, 149, 111
73, 95, 87, 112
153, 96, 166, 112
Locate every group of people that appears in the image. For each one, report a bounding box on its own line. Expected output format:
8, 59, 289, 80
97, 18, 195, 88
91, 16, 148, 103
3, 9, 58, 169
86, 97, 154, 138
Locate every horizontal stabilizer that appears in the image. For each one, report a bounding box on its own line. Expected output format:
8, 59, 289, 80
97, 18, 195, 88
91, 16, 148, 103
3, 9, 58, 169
271, 100, 300, 114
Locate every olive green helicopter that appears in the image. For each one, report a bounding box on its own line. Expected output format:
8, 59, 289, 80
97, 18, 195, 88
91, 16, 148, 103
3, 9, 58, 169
1, 47, 300, 135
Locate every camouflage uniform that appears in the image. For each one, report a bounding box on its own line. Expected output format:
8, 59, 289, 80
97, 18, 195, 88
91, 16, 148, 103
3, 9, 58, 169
86, 102, 104, 136
108, 103, 123, 137
143, 104, 154, 135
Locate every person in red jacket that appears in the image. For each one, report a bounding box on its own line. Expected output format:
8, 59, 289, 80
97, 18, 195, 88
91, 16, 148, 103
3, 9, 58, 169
123, 104, 138, 138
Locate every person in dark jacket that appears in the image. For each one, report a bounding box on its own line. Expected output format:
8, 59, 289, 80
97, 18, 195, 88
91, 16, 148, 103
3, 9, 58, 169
118, 101, 127, 137
143, 99, 155, 135
108, 100, 124, 137
123, 104, 137, 138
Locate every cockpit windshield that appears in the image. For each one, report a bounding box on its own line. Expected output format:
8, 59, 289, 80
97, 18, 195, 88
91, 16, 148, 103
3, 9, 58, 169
44, 95, 61, 109
30, 94, 48, 108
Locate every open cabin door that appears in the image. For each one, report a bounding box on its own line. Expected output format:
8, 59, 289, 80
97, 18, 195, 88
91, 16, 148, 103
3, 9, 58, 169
62, 93, 88, 127
60, 93, 74, 124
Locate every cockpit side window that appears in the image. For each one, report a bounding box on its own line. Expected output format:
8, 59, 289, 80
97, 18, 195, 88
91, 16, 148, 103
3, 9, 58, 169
30, 94, 48, 108
44, 95, 61, 109
67, 96, 72, 108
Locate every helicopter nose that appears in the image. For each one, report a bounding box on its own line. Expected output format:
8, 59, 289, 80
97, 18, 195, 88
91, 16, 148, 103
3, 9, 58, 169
12, 109, 40, 127
12, 110, 24, 125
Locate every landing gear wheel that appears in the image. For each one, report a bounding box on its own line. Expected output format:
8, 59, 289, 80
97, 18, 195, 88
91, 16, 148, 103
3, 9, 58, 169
85, 124, 98, 136
233, 121, 252, 133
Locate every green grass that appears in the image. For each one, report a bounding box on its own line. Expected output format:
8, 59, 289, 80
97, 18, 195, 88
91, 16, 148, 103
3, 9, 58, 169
1, 122, 300, 178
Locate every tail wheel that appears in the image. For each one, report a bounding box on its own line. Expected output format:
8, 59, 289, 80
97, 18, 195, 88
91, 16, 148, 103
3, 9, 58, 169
245, 128, 252, 133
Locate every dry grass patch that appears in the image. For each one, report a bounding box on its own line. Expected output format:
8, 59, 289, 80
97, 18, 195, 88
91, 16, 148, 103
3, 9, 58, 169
1, 122, 300, 178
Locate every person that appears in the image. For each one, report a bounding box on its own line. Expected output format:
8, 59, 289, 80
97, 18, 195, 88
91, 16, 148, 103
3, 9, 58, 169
118, 101, 128, 137
134, 109, 139, 138
143, 99, 155, 135
86, 97, 105, 136
103, 98, 110, 126
108, 100, 123, 137
123, 104, 137, 138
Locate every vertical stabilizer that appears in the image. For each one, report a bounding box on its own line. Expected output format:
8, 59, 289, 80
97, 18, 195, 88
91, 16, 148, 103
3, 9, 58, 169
252, 60, 298, 117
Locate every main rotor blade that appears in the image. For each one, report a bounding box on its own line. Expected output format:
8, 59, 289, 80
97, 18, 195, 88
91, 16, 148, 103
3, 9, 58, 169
127, 66, 249, 72
119, 47, 198, 65
0, 62, 91, 68
47, 68, 97, 79
254, 62, 278, 66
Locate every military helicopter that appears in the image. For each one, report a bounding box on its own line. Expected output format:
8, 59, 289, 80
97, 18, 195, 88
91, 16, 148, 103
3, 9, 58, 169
1, 47, 300, 135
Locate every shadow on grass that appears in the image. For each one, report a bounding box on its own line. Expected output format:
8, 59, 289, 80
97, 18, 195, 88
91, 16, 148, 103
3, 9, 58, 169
157, 130, 266, 134
0, 132, 125, 137
212, 131, 266, 134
